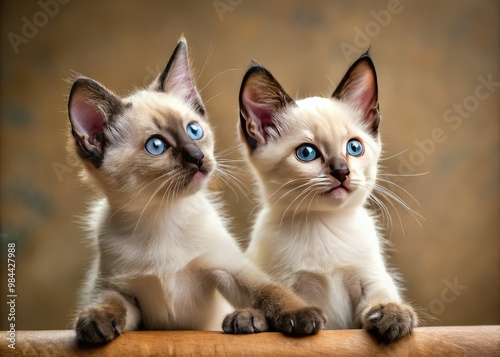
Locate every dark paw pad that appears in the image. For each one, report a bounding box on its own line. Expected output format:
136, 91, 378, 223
222, 308, 268, 334
275, 306, 327, 336
363, 302, 417, 344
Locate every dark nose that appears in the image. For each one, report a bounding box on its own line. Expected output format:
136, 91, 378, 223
329, 158, 350, 183
183, 143, 204, 169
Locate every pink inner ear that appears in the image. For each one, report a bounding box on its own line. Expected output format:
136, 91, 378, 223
243, 95, 273, 127
166, 62, 194, 99
70, 92, 106, 148
242, 85, 275, 130
162, 43, 202, 107
345, 71, 377, 114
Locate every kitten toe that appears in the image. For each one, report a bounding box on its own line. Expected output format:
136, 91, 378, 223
274, 306, 326, 336
222, 308, 268, 334
362, 302, 417, 344
75, 304, 126, 344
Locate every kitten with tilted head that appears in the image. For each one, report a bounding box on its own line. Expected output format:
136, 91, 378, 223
238, 53, 417, 343
67, 38, 325, 344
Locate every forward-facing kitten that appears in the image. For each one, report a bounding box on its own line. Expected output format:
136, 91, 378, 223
67, 38, 325, 344
238, 54, 417, 343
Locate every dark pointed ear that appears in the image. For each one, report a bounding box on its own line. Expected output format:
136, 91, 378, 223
150, 38, 205, 116
68, 77, 122, 167
332, 53, 380, 134
239, 63, 295, 149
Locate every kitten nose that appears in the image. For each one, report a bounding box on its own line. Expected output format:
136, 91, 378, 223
329, 158, 350, 183
183, 143, 204, 168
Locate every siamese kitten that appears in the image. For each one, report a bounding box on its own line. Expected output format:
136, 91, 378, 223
238, 54, 417, 343
68, 38, 325, 344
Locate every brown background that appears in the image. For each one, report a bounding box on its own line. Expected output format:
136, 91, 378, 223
0, 0, 498, 330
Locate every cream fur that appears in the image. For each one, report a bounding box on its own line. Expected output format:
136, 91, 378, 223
83, 193, 258, 331
244, 96, 408, 329
71, 40, 327, 343
75, 83, 266, 332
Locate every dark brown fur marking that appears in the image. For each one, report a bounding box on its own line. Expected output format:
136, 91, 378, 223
75, 291, 128, 344
362, 302, 416, 344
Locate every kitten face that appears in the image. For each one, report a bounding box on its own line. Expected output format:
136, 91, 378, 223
68, 40, 214, 211
239, 55, 381, 212
101, 91, 215, 208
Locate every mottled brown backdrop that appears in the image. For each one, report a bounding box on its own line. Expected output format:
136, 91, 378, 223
1, 0, 498, 330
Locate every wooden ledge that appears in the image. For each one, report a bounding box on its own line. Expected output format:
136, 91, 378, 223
2, 326, 499, 356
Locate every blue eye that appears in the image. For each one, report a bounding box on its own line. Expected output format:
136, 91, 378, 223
187, 122, 203, 140
347, 139, 364, 157
145, 137, 168, 155
296, 144, 319, 162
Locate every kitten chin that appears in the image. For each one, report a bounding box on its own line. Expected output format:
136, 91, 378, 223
68, 38, 326, 344
239, 53, 417, 343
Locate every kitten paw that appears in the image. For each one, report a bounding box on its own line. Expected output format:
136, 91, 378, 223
222, 308, 268, 334
362, 302, 417, 344
273, 306, 326, 336
75, 304, 126, 344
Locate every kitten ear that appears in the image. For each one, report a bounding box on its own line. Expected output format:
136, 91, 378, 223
332, 53, 380, 134
68, 77, 122, 167
239, 63, 295, 149
151, 38, 205, 116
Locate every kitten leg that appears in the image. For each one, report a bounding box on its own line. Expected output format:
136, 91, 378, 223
196, 249, 326, 335
75, 290, 140, 344
293, 270, 331, 306
221, 285, 326, 335
250, 283, 327, 335
356, 272, 417, 343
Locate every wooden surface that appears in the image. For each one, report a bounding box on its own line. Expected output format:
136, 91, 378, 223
1, 326, 499, 356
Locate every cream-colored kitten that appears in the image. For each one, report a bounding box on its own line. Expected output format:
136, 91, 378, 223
68, 38, 325, 344
238, 54, 417, 343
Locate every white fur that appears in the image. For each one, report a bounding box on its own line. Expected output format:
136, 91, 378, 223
82, 192, 263, 331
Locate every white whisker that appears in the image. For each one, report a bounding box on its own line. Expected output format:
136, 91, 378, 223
276, 178, 329, 230
204, 91, 226, 105
199, 68, 240, 93
291, 184, 322, 224
215, 144, 243, 158
374, 185, 407, 235
197, 43, 213, 80
379, 149, 408, 161
247, 178, 306, 217
155, 174, 179, 221
133, 174, 176, 236
375, 177, 422, 207
213, 160, 251, 201
374, 184, 424, 224
377, 171, 430, 177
